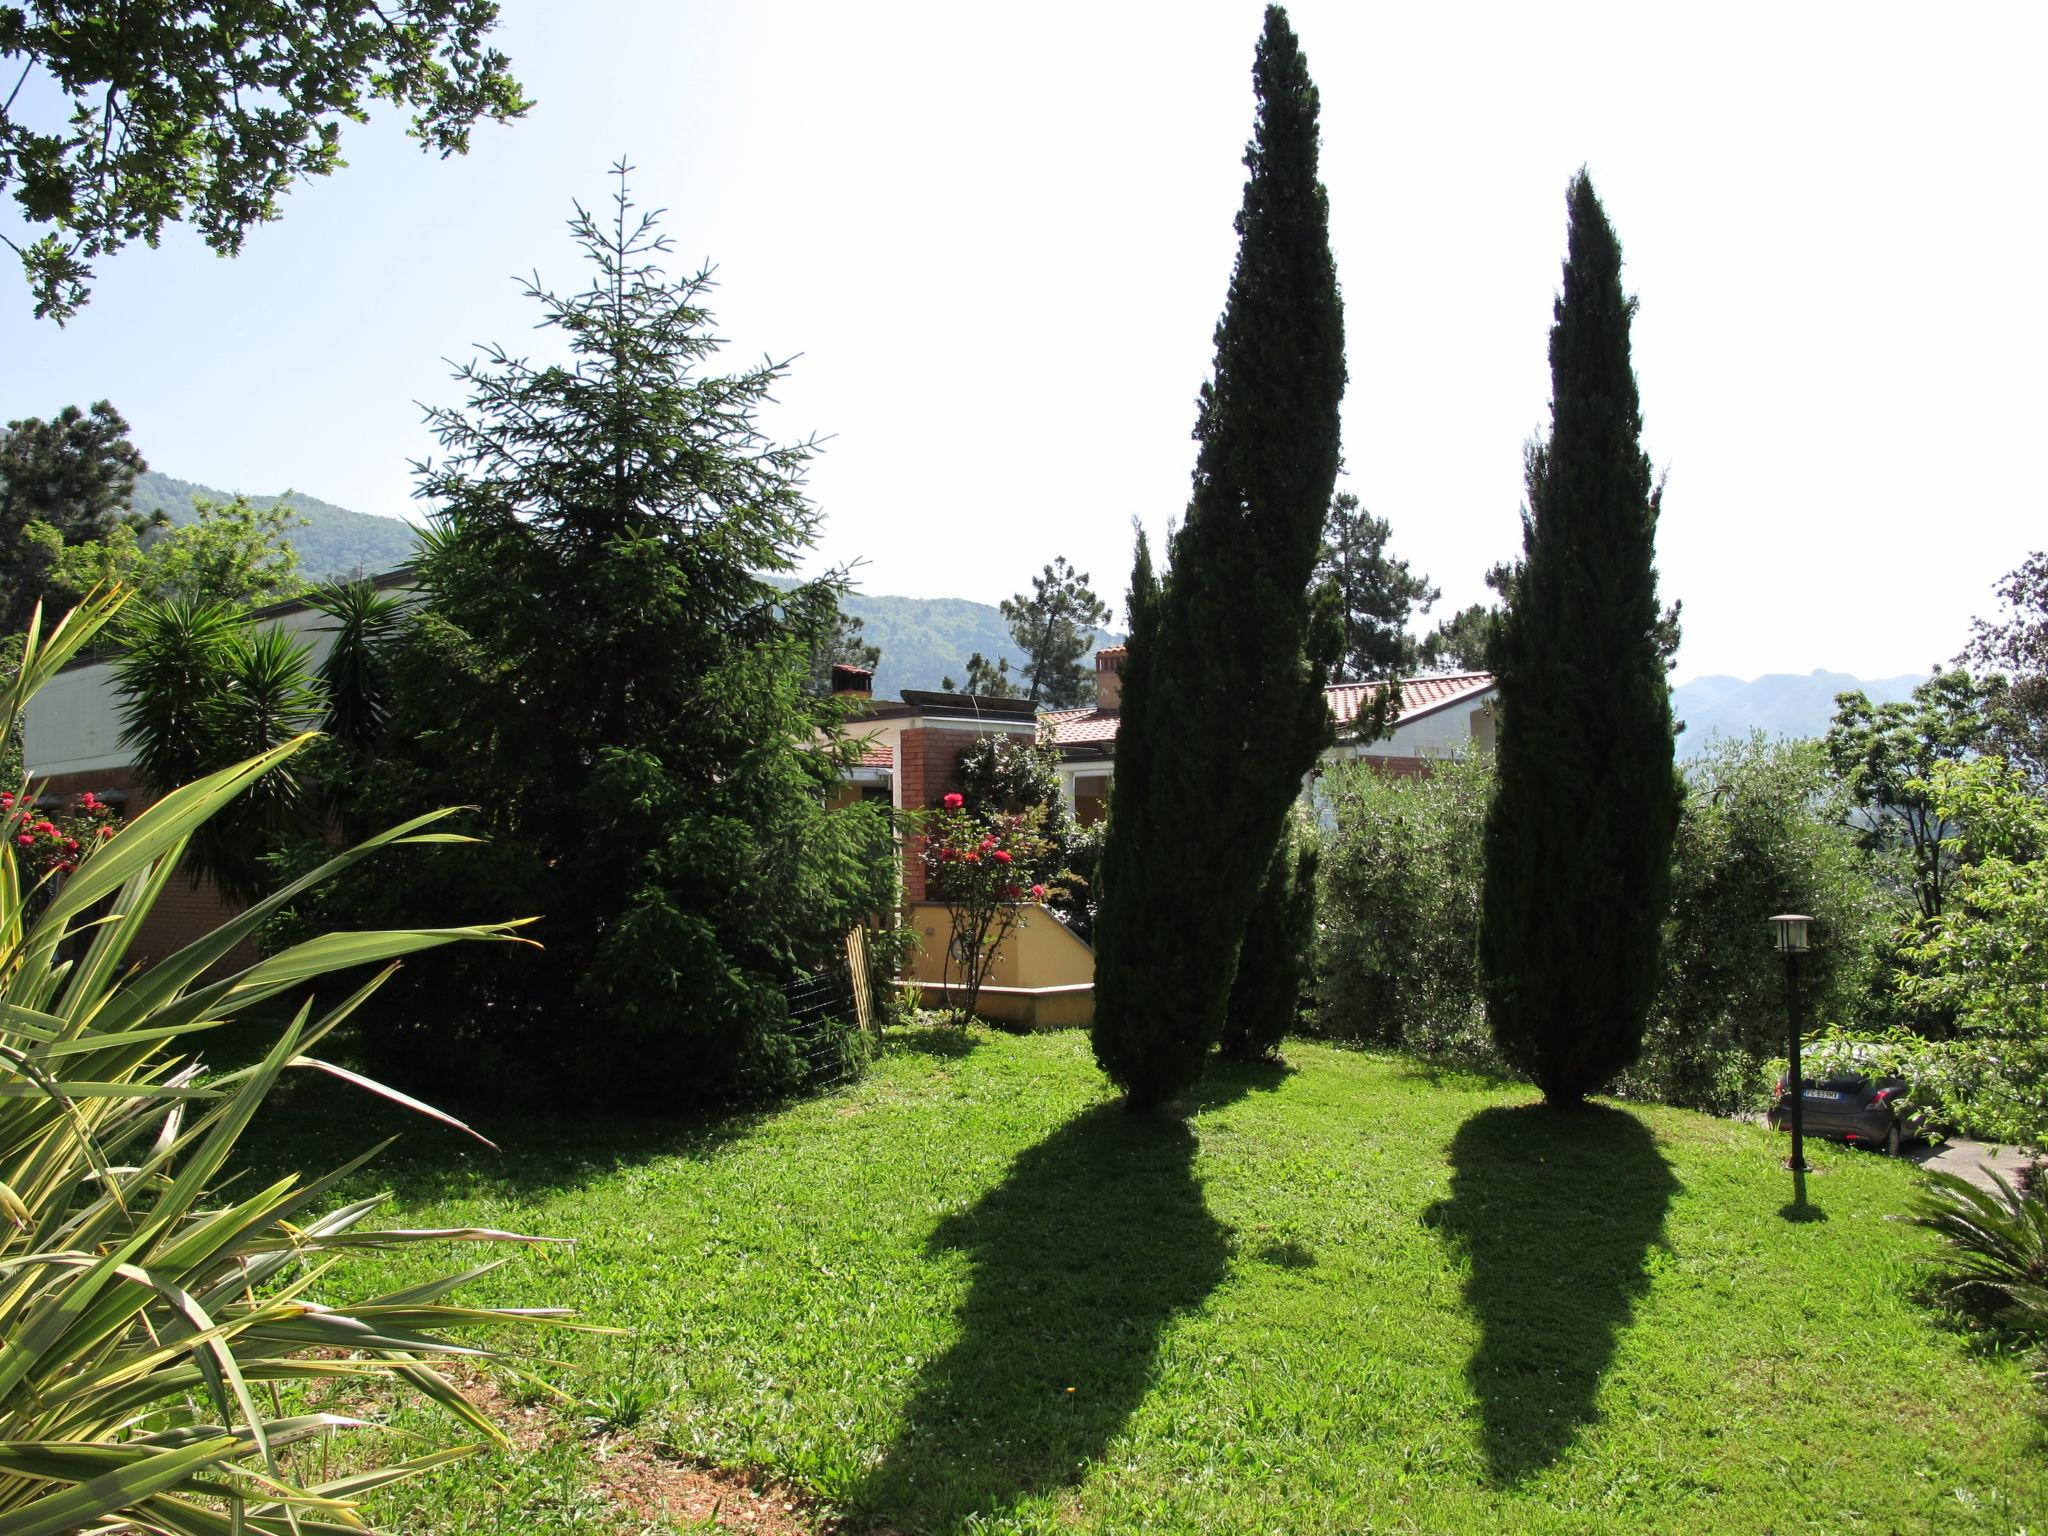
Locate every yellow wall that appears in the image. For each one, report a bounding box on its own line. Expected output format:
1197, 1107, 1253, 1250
905, 901, 1095, 989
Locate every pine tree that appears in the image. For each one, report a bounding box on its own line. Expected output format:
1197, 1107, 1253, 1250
1317, 492, 1437, 684
1091, 5, 1343, 1112
1001, 557, 1113, 707
1479, 171, 1681, 1108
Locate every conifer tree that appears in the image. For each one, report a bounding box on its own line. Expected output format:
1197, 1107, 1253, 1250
1219, 808, 1320, 1063
1091, 6, 1343, 1111
1479, 172, 1681, 1108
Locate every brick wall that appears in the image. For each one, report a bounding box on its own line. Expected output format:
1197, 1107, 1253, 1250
896, 726, 995, 903
34, 765, 260, 970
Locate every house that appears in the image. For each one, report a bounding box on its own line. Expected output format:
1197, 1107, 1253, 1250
835, 649, 1498, 1028
1043, 646, 1498, 824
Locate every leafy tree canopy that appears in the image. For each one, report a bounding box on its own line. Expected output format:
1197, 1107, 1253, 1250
2, 0, 529, 321
1826, 669, 1999, 923
0, 400, 150, 634
999, 556, 1112, 707
33, 492, 307, 608
1960, 550, 2048, 782
1092, 5, 1345, 1111
266, 164, 895, 1107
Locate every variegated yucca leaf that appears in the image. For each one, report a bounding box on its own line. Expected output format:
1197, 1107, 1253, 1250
0, 594, 577, 1535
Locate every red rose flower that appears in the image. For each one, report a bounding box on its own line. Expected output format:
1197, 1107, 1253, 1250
942, 792, 964, 810
963, 850, 980, 863
992, 848, 1012, 865
14, 834, 31, 848
63, 838, 78, 851
97, 826, 115, 840
33, 820, 55, 836
1031, 884, 1048, 900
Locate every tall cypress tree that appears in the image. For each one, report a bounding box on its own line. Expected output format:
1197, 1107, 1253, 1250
1479, 171, 1681, 1108
1091, 5, 1343, 1112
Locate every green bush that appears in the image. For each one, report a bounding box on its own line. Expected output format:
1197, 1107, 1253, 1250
1621, 735, 1892, 1114
1312, 753, 1491, 1058
1314, 737, 1899, 1113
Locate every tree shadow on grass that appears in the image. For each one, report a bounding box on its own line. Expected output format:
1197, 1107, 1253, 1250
849, 1099, 1232, 1531
1425, 1103, 1679, 1485
235, 1068, 771, 1205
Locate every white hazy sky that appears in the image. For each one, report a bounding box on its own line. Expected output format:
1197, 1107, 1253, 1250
4, 2, 2044, 684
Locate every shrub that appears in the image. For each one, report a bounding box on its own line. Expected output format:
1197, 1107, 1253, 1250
0, 595, 565, 1534
1313, 753, 1491, 1057
1621, 735, 1892, 1114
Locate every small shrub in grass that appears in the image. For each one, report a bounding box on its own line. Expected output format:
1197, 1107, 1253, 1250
0, 595, 575, 1535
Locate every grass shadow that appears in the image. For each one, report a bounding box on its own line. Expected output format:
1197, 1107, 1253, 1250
1425, 1102, 1679, 1485
235, 1067, 772, 1206
1192, 1052, 1297, 1112
850, 1101, 1230, 1529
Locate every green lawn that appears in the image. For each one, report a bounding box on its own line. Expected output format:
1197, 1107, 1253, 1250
249, 1027, 2048, 1534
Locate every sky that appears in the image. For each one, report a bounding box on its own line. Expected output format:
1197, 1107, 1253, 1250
4, 1, 2044, 685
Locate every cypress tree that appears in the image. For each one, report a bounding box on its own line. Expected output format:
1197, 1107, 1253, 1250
1091, 5, 1343, 1111
1479, 171, 1681, 1108
1219, 808, 1321, 1064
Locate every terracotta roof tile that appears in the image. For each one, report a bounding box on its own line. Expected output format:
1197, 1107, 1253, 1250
855, 740, 893, 768
1325, 672, 1496, 727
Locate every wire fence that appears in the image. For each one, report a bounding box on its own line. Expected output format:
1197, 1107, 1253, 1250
780, 928, 881, 1093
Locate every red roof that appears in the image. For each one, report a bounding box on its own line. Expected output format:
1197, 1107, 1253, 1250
855, 739, 893, 768
1047, 672, 1494, 750
1325, 672, 1495, 729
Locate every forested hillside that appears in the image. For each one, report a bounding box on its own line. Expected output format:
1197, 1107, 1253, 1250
130, 471, 420, 580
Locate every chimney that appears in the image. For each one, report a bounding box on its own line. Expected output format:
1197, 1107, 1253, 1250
1094, 646, 1126, 712
830, 663, 874, 701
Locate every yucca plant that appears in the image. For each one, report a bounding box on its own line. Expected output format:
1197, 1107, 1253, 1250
1904, 1167, 2048, 1356
0, 591, 574, 1535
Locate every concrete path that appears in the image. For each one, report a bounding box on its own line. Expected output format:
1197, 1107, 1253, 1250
1908, 1136, 2037, 1194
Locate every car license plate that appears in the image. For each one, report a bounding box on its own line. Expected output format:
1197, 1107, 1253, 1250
1805, 1089, 1841, 1100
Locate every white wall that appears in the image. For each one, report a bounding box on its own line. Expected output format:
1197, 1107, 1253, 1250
25, 604, 343, 778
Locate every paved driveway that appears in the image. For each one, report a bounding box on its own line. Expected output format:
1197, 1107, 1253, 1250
1908, 1136, 2037, 1193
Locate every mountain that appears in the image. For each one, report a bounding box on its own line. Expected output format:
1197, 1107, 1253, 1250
131, 476, 1108, 694
130, 471, 421, 582
1672, 670, 1927, 758
834, 589, 1119, 700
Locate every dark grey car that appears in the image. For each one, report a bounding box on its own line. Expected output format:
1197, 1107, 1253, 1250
1767, 1054, 1921, 1156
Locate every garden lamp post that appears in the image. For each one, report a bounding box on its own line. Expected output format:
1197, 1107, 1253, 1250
1772, 914, 1813, 1195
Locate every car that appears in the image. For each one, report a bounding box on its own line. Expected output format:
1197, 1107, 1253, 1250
1767, 1046, 1923, 1156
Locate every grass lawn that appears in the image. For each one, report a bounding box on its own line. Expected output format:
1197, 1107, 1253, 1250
246, 1027, 2048, 1534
